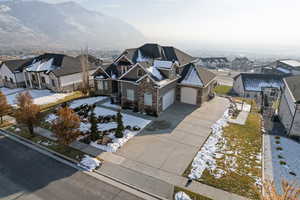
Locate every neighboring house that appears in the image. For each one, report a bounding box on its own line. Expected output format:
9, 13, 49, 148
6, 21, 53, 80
0, 58, 32, 88
93, 43, 216, 116
23, 53, 100, 92
278, 75, 300, 137
231, 57, 253, 71
262, 60, 300, 76
195, 57, 229, 69
233, 73, 283, 99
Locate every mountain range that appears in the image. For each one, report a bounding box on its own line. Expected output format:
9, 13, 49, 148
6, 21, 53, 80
0, 0, 146, 50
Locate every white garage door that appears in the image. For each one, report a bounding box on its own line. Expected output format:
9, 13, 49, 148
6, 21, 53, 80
181, 87, 197, 105
162, 89, 175, 110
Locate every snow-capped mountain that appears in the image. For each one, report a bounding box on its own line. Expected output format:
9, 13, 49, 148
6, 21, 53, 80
0, 0, 145, 49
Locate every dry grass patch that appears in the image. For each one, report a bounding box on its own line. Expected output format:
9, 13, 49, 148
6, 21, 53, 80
213, 85, 233, 95
183, 101, 263, 199
40, 91, 85, 111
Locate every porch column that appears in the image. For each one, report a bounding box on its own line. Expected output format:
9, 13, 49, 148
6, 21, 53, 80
37, 73, 42, 89
23, 71, 28, 88
28, 72, 33, 88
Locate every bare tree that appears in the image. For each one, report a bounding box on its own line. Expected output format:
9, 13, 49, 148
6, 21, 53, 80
262, 180, 300, 200
80, 47, 90, 94
14, 92, 41, 135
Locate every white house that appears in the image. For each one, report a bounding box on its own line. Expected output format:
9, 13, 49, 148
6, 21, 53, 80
233, 73, 283, 99
0, 58, 31, 88
23, 53, 100, 92
279, 75, 300, 137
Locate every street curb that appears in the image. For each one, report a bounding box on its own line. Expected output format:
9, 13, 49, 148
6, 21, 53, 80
0, 129, 167, 200
0, 129, 79, 164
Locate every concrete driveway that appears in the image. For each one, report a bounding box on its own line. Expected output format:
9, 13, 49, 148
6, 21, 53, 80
115, 96, 229, 177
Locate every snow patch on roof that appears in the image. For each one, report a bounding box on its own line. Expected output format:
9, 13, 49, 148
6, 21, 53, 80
153, 60, 174, 69
26, 58, 55, 72
136, 50, 149, 62
147, 66, 163, 80
244, 78, 282, 91
181, 67, 203, 86
277, 67, 291, 74
280, 60, 300, 67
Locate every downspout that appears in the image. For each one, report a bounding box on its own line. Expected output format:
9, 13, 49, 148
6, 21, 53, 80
13, 73, 18, 88
288, 104, 299, 137
156, 86, 159, 116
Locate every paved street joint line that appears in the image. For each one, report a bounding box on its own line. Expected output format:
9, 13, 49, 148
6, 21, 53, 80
0, 130, 166, 200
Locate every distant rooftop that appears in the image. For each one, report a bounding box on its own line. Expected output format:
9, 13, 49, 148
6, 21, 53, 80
279, 60, 300, 67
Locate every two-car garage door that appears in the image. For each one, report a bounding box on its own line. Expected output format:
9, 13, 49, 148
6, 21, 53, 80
181, 87, 197, 105
162, 89, 175, 111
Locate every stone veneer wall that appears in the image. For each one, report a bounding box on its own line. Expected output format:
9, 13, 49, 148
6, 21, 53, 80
137, 77, 159, 115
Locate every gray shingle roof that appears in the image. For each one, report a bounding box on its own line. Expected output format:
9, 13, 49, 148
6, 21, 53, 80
119, 43, 195, 66
284, 75, 300, 103
1, 58, 33, 72
236, 73, 284, 92
179, 63, 216, 86
25, 53, 98, 77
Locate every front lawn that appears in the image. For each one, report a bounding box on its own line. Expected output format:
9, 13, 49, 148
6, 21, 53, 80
184, 104, 262, 199
43, 97, 151, 152
213, 85, 232, 95
39, 91, 84, 111
173, 187, 212, 200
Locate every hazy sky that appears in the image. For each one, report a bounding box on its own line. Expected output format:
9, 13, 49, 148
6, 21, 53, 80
42, 0, 300, 50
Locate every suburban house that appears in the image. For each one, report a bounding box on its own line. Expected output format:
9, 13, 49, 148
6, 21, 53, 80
261, 59, 300, 76
233, 73, 283, 99
23, 53, 100, 92
278, 75, 300, 137
93, 43, 217, 116
195, 57, 229, 69
0, 58, 32, 88
231, 57, 253, 71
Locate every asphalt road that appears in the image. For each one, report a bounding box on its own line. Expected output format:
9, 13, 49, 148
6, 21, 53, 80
0, 135, 142, 200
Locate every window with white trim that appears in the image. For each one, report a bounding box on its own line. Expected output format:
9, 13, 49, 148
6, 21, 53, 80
144, 93, 152, 106
127, 89, 134, 101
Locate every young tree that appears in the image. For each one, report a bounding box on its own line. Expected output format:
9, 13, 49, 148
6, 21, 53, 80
14, 92, 41, 135
90, 104, 98, 141
52, 107, 81, 145
0, 91, 11, 124
115, 110, 124, 138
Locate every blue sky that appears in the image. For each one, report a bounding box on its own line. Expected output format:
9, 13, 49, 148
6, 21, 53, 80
40, 0, 300, 50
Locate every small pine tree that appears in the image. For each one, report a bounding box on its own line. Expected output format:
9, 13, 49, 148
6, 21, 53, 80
115, 110, 124, 138
0, 91, 11, 124
52, 107, 80, 145
14, 92, 41, 135
90, 105, 98, 141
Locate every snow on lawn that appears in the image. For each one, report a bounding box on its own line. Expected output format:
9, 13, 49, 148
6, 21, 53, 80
78, 155, 101, 171
45, 98, 151, 152
236, 103, 251, 112
0, 87, 24, 95
69, 96, 108, 109
188, 109, 230, 180
4, 88, 72, 106
175, 192, 192, 200
269, 135, 300, 190
101, 101, 121, 109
